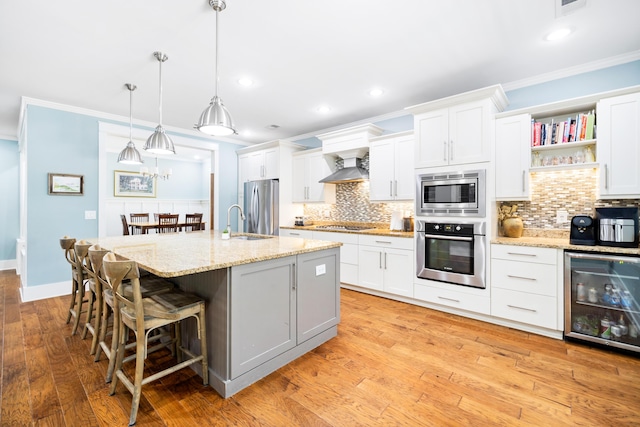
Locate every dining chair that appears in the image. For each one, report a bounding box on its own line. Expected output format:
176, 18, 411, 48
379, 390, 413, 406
120, 214, 131, 236
103, 253, 208, 426
153, 212, 170, 222
184, 213, 203, 231
90, 245, 175, 380
157, 214, 179, 233
129, 213, 149, 235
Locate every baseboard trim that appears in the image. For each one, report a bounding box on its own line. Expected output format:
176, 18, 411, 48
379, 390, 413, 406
20, 280, 71, 303
0, 259, 16, 271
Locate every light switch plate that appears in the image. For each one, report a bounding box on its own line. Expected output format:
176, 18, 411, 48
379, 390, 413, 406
85, 210, 96, 220
315, 264, 326, 276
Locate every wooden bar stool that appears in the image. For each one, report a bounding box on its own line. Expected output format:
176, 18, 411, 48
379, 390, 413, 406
59, 237, 90, 335
89, 245, 175, 382
103, 253, 208, 426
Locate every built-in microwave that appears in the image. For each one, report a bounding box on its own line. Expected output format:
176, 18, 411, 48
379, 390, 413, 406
416, 169, 485, 217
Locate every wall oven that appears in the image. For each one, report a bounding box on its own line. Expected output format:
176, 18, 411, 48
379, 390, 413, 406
416, 169, 485, 217
416, 221, 486, 289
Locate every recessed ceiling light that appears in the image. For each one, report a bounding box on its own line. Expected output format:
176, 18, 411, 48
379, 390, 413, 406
545, 28, 572, 41
369, 88, 384, 97
238, 77, 253, 87
317, 105, 331, 114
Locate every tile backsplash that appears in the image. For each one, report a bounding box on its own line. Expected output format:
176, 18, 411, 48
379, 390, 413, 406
303, 181, 413, 223
497, 168, 639, 229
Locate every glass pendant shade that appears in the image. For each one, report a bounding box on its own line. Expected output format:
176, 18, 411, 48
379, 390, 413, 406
144, 124, 175, 155
196, 95, 236, 136
117, 83, 144, 165
118, 140, 143, 164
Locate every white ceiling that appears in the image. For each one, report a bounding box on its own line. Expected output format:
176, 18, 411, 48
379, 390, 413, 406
1, 0, 639, 144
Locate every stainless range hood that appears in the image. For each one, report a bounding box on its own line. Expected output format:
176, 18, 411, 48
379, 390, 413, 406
319, 156, 368, 184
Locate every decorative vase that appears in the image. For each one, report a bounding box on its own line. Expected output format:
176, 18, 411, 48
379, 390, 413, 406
502, 217, 523, 238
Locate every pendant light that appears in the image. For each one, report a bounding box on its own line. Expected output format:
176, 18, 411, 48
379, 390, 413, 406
195, 0, 236, 136
144, 51, 176, 155
117, 83, 144, 165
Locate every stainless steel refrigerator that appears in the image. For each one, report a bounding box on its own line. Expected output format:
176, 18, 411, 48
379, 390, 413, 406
243, 179, 279, 235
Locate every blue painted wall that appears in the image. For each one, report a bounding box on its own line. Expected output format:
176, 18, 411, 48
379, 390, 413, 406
0, 138, 19, 262
24, 105, 243, 287
505, 60, 640, 110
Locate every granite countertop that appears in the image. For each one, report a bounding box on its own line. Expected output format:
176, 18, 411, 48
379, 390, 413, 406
281, 222, 414, 238
86, 231, 342, 278
492, 236, 640, 256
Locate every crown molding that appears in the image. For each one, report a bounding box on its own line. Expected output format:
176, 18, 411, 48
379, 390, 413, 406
502, 50, 640, 91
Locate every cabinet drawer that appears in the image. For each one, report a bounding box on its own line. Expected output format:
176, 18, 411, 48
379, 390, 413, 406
280, 229, 313, 239
414, 282, 490, 315
491, 288, 558, 330
359, 234, 413, 250
491, 259, 557, 296
492, 244, 558, 265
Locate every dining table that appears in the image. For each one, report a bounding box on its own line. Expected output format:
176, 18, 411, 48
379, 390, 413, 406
129, 220, 206, 234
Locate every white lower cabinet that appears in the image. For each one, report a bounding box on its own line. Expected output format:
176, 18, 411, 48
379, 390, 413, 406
358, 235, 413, 297
491, 244, 562, 330
312, 231, 359, 285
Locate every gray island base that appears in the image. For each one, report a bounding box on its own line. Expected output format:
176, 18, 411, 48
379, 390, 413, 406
89, 231, 341, 398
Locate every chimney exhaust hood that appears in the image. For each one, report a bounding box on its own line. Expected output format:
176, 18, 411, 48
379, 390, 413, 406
317, 123, 384, 185
319, 155, 368, 184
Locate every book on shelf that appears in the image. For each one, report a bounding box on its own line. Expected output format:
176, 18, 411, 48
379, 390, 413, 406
530, 110, 596, 146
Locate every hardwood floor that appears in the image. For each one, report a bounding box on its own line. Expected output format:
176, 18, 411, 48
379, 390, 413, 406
2, 268, 639, 426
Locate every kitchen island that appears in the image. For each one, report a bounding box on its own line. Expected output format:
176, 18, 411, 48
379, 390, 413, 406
89, 230, 342, 397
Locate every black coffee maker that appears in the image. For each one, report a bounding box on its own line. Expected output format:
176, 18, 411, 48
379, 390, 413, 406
570, 215, 596, 245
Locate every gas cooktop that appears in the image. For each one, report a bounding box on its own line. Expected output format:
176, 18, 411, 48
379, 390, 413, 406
314, 225, 375, 232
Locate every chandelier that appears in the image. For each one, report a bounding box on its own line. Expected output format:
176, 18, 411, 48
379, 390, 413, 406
140, 157, 172, 180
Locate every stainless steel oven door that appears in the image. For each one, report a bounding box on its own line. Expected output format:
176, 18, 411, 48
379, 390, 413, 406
416, 230, 486, 289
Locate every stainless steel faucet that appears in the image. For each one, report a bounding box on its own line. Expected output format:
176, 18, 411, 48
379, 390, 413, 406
226, 204, 246, 237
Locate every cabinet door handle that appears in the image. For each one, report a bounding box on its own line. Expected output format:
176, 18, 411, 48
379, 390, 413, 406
384, 252, 387, 269
394, 180, 398, 197
507, 304, 537, 313
292, 263, 296, 290
604, 164, 609, 190
507, 274, 536, 281
449, 140, 454, 161
443, 141, 447, 161
522, 171, 525, 193
389, 181, 393, 197
290, 232, 300, 236
379, 252, 382, 269
375, 240, 392, 244
507, 252, 536, 257
438, 296, 460, 303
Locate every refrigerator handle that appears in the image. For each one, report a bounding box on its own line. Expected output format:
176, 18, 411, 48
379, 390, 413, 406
253, 185, 259, 231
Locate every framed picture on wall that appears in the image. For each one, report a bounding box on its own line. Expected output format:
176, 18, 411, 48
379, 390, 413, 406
114, 171, 156, 198
48, 173, 84, 195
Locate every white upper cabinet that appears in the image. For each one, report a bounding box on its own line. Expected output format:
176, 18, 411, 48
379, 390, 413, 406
406, 85, 508, 168
369, 131, 415, 201
292, 148, 336, 203
238, 147, 279, 182
495, 114, 531, 201
597, 92, 640, 199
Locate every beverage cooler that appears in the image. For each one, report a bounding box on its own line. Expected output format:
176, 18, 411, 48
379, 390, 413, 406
565, 252, 640, 353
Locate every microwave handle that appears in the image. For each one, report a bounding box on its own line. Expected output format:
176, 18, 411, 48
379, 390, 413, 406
423, 233, 473, 242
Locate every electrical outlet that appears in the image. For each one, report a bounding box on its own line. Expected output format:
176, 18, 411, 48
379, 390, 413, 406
556, 209, 568, 224
315, 264, 326, 276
